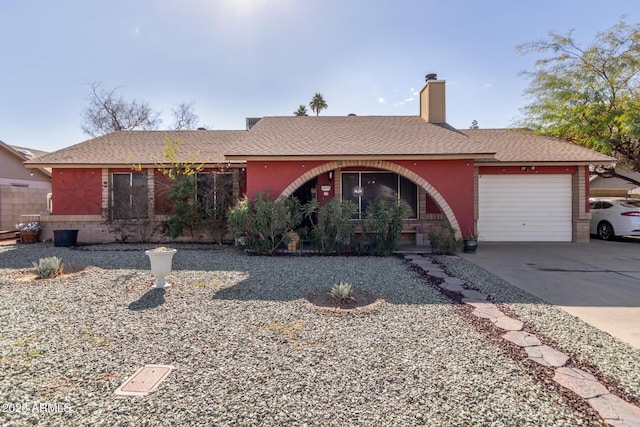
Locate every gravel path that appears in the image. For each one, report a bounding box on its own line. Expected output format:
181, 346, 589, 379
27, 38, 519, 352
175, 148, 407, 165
0, 243, 634, 425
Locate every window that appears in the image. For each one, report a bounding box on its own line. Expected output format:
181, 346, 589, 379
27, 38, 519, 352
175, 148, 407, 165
342, 172, 418, 219
112, 173, 148, 220
196, 172, 233, 213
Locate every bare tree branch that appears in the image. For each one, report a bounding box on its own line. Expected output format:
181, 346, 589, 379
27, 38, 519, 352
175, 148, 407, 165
171, 102, 199, 130
81, 82, 162, 137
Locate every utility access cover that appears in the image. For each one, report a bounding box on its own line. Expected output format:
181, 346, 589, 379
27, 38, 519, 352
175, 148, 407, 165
114, 364, 175, 396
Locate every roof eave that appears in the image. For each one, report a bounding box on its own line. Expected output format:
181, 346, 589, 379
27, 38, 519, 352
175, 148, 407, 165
24, 160, 247, 169
477, 160, 612, 166
224, 153, 497, 161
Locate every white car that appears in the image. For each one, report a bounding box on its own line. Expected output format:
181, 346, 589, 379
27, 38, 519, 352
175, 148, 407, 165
589, 197, 640, 240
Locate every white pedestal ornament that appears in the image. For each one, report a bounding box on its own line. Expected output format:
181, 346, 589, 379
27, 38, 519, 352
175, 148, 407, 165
145, 247, 177, 289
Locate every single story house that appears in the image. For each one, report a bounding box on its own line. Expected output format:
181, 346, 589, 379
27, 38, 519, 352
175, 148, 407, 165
0, 140, 51, 231
25, 76, 611, 243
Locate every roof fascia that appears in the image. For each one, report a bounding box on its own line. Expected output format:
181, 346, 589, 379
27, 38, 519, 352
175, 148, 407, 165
224, 153, 496, 161
478, 161, 605, 167
24, 162, 246, 169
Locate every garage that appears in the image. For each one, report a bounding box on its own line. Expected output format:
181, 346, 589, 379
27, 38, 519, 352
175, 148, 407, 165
478, 174, 572, 241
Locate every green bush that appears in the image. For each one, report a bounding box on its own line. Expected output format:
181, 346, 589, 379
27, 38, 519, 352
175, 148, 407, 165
428, 222, 461, 254
33, 256, 64, 279
359, 195, 408, 256
228, 194, 303, 255
302, 199, 358, 253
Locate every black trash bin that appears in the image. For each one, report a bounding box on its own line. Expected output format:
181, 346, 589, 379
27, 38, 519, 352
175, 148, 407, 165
53, 229, 79, 247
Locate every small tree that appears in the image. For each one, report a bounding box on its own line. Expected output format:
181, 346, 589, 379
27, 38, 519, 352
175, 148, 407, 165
155, 138, 232, 242
302, 199, 358, 253
228, 194, 303, 255
360, 195, 408, 256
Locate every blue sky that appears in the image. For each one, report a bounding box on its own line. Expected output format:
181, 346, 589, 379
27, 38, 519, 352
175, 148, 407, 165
1, 0, 638, 152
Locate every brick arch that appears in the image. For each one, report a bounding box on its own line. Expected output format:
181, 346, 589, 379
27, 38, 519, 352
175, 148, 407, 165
277, 160, 461, 238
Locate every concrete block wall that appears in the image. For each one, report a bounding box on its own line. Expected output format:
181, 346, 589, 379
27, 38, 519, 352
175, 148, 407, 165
0, 185, 49, 230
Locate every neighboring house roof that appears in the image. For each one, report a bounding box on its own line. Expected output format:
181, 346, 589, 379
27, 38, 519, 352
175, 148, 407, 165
225, 116, 496, 160
25, 130, 247, 167
0, 139, 52, 178
9, 145, 49, 159
464, 129, 613, 164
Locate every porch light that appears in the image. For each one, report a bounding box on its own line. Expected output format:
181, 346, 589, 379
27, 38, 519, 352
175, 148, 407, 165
352, 186, 364, 198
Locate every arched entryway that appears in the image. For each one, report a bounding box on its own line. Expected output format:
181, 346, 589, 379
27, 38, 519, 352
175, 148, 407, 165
276, 160, 462, 238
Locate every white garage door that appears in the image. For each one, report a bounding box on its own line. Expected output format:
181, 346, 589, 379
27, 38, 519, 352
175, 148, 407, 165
478, 174, 572, 241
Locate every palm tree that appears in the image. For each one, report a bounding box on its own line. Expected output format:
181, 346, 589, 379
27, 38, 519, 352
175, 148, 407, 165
309, 93, 328, 117
294, 105, 308, 116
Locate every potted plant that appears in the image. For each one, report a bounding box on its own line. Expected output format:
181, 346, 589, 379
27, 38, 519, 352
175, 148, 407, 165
16, 221, 41, 244
145, 247, 177, 289
463, 229, 478, 254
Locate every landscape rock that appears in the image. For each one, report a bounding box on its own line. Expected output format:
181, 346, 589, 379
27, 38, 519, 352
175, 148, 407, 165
525, 345, 569, 367
502, 331, 542, 347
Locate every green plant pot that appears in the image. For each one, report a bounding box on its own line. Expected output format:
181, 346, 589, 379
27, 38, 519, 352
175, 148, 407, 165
463, 239, 478, 254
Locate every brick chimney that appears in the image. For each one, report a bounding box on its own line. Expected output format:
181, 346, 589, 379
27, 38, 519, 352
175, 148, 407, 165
419, 73, 446, 123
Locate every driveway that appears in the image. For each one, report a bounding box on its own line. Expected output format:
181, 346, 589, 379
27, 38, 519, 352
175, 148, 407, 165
460, 239, 640, 349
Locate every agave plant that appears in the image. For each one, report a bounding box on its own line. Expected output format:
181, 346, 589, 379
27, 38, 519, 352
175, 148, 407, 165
32, 256, 64, 279
328, 281, 356, 305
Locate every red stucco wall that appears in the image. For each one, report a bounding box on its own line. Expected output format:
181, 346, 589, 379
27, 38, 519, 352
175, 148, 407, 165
247, 159, 476, 234
394, 159, 475, 235
51, 168, 102, 215
246, 161, 327, 198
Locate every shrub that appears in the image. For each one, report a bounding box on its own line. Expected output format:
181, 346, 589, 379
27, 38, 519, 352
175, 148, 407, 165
359, 195, 408, 256
428, 222, 461, 254
302, 199, 358, 253
32, 256, 64, 279
228, 194, 303, 255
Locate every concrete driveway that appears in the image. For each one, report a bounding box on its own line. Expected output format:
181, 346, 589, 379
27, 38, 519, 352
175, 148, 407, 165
459, 239, 640, 349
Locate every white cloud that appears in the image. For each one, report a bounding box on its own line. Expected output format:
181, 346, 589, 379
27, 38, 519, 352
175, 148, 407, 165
377, 97, 385, 103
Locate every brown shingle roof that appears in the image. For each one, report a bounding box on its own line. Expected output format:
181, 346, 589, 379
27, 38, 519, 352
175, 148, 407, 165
24, 121, 613, 168
225, 116, 494, 158
25, 130, 246, 166
462, 128, 613, 163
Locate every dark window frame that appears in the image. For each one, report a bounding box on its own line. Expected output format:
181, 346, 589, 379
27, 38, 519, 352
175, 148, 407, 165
341, 171, 418, 220
111, 172, 148, 220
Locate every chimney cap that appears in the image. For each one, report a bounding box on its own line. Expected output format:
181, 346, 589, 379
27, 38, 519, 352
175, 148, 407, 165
425, 73, 438, 81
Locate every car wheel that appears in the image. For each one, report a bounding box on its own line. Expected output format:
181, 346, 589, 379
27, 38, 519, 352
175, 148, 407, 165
597, 221, 615, 240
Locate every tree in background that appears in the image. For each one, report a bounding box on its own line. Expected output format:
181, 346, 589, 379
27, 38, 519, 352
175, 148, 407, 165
309, 93, 328, 117
294, 105, 309, 116
81, 82, 200, 136
81, 82, 161, 136
517, 18, 640, 183
172, 101, 200, 130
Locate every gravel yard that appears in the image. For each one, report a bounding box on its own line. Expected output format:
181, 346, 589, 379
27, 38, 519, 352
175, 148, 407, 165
1, 243, 636, 425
